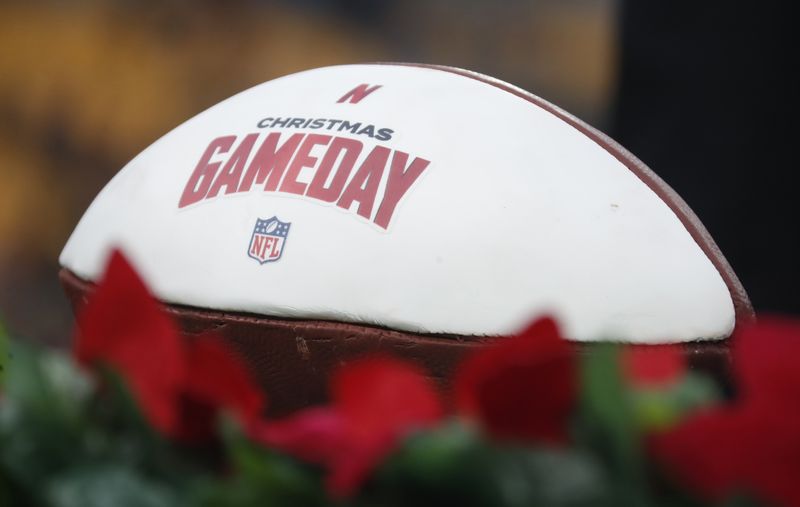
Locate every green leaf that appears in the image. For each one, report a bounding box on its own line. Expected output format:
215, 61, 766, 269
0, 321, 8, 390
0, 342, 90, 490
0, 343, 219, 505
579, 345, 638, 465
630, 373, 721, 431
577, 344, 649, 506
489, 446, 610, 507
721, 493, 769, 507
45, 464, 179, 507
88, 366, 157, 440
371, 423, 501, 507
372, 423, 611, 507
386, 422, 479, 481
2, 341, 91, 425
1, 465, 37, 507
195, 420, 325, 507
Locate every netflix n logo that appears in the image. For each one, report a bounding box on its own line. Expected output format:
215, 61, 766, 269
337, 84, 382, 104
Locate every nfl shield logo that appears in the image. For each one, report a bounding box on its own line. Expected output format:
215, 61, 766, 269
248, 217, 291, 264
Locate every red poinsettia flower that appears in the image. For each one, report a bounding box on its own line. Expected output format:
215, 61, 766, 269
75, 250, 265, 440
651, 318, 800, 507
250, 357, 443, 497
622, 344, 686, 388
454, 316, 577, 445
75, 250, 187, 434
177, 335, 266, 441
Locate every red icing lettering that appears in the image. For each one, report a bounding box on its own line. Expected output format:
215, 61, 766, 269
207, 133, 258, 198
266, 237, 281, 258
239, 133, 305, 192
280, 134, 331, 195
178, 136, 236, 207
179, 132, 429, 229
337, 145, 389, 220
374, 152, 430, 229
250, 235, 265, 256
306, 137, 363, 202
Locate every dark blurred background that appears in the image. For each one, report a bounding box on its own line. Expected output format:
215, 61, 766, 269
0, 0, 794, 346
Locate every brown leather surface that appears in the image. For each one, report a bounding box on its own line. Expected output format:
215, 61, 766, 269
60, 268, 732, 416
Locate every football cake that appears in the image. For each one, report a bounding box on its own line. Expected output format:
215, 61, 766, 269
59, 63, 753, 414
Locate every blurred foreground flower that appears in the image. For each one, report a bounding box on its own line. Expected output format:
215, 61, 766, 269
74, 250, 264, 440
652, 318, 800, 507
455, 317, 577, 444
250, 357, 443, 497
5, 246, 800, 507
622, 344, 686, 388
253, 316, 579, 497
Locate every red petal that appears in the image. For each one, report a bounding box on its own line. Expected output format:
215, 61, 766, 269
455, 316, 576, 444
74, 250, 186, 434
173, 394, 217, 443
332, 356, 443, 438
249, 408, 347, 464
257, 357, 443, 497
251, 358, 442, 498
651, 407, 749, 500
650, 316, 800, 507
744, 414, 800, 507
326, 433, 394, 498
734, 317, 800, 405
622, 344, 686, 387
652, 393, 800, 507
183, 335, 265, 432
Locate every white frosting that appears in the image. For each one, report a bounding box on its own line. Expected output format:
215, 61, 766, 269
60, 64, 735, 343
